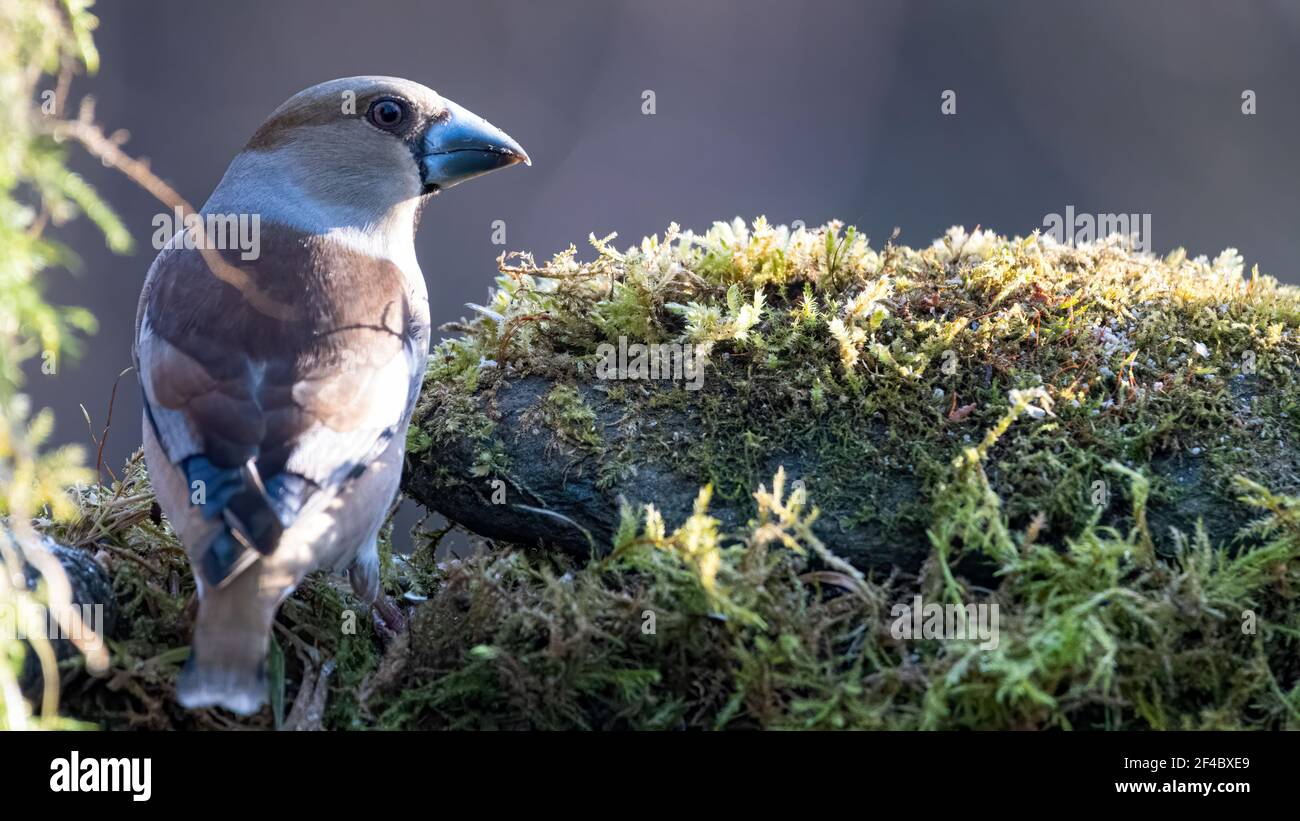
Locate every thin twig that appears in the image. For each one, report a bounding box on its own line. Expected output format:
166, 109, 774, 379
39, 101, 190, 212
93, 367, 132, 486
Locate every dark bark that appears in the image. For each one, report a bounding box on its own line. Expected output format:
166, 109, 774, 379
404, 372, 1288, 577
16, 534, 118, 696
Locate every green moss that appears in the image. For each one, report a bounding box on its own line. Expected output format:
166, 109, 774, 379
386, 218, 1300, 729
418, 220, 1300, 554
51, 442, 1300, 730
41, 218, 1300, 730
536, 384, 604, 455
363, 463, 1300, 730
411, 351, 508, 483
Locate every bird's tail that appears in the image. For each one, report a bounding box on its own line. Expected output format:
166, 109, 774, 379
183, 456, 307, 588
177, 568, 278, 716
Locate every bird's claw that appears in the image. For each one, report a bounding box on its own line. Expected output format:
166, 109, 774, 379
371, 595, 407, 645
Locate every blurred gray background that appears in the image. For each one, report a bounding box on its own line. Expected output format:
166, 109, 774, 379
30, 0, 1300, 534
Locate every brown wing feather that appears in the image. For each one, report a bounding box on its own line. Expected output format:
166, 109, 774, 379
136, 222, 414, 489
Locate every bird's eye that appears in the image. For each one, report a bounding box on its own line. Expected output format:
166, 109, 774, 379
367, 98, 407, 130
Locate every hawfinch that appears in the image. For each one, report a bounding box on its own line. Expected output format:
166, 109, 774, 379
134, 77, 528, 714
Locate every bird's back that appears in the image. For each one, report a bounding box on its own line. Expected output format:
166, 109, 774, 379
136, 224, 427, 584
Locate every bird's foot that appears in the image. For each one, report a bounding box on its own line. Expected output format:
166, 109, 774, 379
371, 595, 407, 645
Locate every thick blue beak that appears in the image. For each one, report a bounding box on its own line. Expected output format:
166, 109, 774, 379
419, 98, 529, 191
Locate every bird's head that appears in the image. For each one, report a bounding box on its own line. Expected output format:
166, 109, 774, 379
214, 76, 528, 234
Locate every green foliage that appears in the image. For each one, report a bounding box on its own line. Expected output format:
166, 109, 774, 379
421, 216, 1300, 556
35, 211, 1300, 730
0, 0, 120, 729
385, 217, 1300, 730
362, 451, 1300, 730
48, 421, 1300, 730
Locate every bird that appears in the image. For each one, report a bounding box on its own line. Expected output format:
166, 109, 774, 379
133, 76, 528, 715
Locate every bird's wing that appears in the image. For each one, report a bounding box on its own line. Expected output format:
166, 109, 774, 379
135, 226, 427, 586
